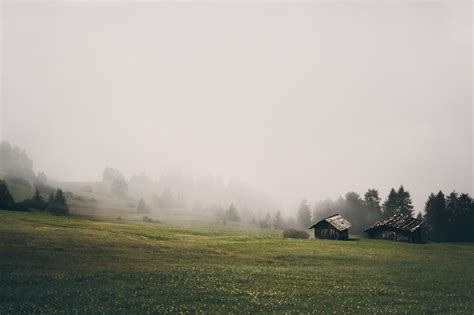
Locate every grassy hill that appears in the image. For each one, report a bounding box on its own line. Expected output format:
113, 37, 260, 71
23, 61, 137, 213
1, 210, 473, 313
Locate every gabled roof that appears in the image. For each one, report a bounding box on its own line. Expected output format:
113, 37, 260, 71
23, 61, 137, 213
309, 214, 352, 231
365, 213, 423, 233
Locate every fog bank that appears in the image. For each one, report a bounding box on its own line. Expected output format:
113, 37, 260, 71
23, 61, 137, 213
1, 1, 472, 211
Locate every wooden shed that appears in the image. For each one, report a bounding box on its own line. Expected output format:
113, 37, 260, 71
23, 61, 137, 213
309, 214, 352, 240
364, 213, 423, 243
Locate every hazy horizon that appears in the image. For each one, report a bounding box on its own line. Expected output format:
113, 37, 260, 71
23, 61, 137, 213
1, 1, 472, 212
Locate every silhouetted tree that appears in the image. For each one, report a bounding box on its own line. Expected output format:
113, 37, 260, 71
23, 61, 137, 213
0, 180, 15, 210
273, 210, 284, 229
111, 177, 128, 199
32, 188, 46, 210
297, 198, 312, 228
48, 192, 55, 203
364, 189, 382, 223
424, 191, 447, 241
156, 188, 182, 209
45, 189, 69, 215
250, 215, 257, 226
35, 172, 47, 187
446, 191, 459, 239
17, 188, 47, 211
54, 189, 67, 206
137, 198, 149, 214
259, 212, 272, 228
424, 191, 474, 242
225, 203, 240, 222
455, 193, 474, 242
382, 188, 399, 218
33, 188, 43, 203
0, 141, 35, 178
343, 192, 366, 233
102, 167, 124, 182
130, 172, 153, 186
397, 186, 414, 217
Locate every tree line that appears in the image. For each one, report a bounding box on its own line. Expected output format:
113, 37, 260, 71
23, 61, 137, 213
423, 191, 474, 242
299, 186, 414, 234
297, 186, 473, 242
0, 180, 69, 215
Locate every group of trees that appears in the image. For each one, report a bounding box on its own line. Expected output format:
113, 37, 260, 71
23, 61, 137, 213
136, 198, 150, 214
253, 210, 295, 229
302, 186, 415, 234
300, 186, 474, 242
0, 141, 49, 189
423, 191, 474, 242
0, 180, 69, 214
382, 186, 414, 218
216, 203, 241, 224
303, 191, 381, 234
0, 180, 15, 210
151, 189, 186, 210
0, 141, 35, 179
103, 168, 276, 215
103, 167, 128, 198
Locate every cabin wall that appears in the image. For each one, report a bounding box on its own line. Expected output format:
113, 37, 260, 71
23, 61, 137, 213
366, 227, 421, 243
314, 222, 348, 240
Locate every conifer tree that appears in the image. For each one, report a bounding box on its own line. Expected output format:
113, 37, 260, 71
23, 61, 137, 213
382, 188, 398, 218
225, 203, 240, 222
273, 210, 284, 229
48, 192, 55, 203
297, 198, 312, 228
137, 198, 149, 214
424, 191, 447, 241
54, 189, 67, 206
0, 180, 15, 210
397, 185, 414, 217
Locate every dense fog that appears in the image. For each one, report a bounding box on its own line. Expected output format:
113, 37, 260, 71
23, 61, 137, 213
1, 1, 472, 216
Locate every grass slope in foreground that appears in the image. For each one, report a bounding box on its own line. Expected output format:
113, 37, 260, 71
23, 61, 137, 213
1, 210, 473, 313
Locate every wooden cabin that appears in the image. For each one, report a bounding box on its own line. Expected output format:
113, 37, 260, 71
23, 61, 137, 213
309, 214, 352, 240
364, 213, 423, 243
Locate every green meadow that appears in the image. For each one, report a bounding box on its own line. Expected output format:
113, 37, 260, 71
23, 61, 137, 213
1, 210, 473, 314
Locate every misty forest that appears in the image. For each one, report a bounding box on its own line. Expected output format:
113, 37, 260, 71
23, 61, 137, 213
1, 1, 473, 314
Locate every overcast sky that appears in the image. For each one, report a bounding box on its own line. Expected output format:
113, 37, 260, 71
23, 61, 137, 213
1, 1, 472, 211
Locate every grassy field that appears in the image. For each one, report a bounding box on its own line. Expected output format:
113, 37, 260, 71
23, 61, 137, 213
1, 210, 474, 314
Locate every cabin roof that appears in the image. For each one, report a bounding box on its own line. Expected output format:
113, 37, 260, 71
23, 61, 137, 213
309, 214, 352, 231
365, 213, 423, 233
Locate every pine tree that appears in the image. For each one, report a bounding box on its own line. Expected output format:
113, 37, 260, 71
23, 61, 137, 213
457, 193, 474, 242
225, 203, 240, 222
137, 198, 149, 214
382, 188, 398, 218
48, 192, 55, 203
45, 189, 69, 215
424, 191, 447, 241
111, 178, 128, 199
364, 189, 382, 225
265, 212, 272, 225
272, 210, 284, 229
297, 198, 312, 228
31, 188, 46, 210
397, 186, 414, 217
446, 191, 459, 239
33, 188, 43, 203
423, 193, 436, 238
0, 180, 15, 210
250, 215, 257, 225
54, 189, 67, 206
